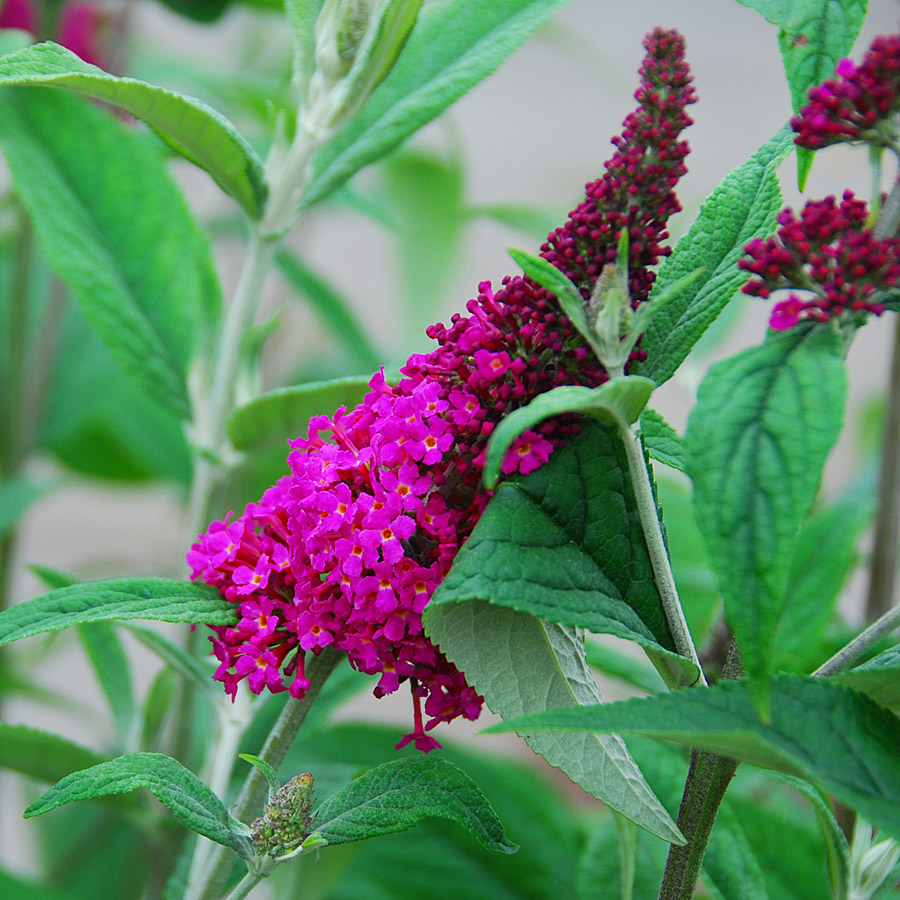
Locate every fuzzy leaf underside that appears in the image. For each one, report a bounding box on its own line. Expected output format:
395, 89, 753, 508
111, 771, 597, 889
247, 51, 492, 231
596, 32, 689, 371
312, 756, 517, 853
421, 603, 684, 845
0, 578, 236, 646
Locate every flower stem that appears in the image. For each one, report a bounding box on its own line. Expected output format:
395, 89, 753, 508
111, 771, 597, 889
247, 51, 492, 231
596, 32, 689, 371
622, 423, 706, 686
220, 870, 263, 900
813, 602, 900, 678
656, 642, 743, 900
863, 175, 900, 621
192, 648, 342, 900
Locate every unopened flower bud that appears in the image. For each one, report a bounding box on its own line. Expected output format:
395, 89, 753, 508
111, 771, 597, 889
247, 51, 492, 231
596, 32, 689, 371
251, 772, 315, 858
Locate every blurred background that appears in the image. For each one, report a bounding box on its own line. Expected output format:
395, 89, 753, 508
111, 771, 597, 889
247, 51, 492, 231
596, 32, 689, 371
1, 0, 898, 892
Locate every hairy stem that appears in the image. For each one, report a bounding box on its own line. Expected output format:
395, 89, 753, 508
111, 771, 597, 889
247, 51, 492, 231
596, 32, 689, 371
813, 602, 900, 678
623, 422, 706, 686
220, 870, 264, 900
657, 643, 744, 900
192, 648, 341, 900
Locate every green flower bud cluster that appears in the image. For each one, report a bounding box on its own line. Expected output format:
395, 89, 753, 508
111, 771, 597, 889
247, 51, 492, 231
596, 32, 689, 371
250, 772, 316, 858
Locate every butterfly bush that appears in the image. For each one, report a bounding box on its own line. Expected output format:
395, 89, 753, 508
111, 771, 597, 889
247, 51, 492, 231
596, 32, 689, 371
188, 27, 696, 752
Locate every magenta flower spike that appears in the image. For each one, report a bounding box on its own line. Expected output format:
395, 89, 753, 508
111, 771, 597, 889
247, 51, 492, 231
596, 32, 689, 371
188, 27, 696, 751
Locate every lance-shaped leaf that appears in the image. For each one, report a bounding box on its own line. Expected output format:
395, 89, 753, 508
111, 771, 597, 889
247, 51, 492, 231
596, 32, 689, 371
0, 724, 106, 785
636, 126, 794, 386
302, 0, 572, 208
424, 603, 684, 844
24, 752, 251, 856
310, 756, 516, 853
483, 378, 655, 488
487, 674, 900, 843
77, 623, 135, 749
0, 42, 267, 217
428, 420, 696, 685
685, 325, 846, 691
0, 88, 221, 419
0, 578, 236, 646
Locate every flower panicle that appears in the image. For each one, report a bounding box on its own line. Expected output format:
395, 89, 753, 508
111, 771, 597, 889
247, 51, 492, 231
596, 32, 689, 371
739, 191, 900, 330
791, 31, 900, 151
188, 27, 696, 751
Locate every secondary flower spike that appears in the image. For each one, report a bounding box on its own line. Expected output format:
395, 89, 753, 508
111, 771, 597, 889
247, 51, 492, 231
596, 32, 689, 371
739, 191, 900, 330
791, 30, 900, 151
188, 27, 696, 752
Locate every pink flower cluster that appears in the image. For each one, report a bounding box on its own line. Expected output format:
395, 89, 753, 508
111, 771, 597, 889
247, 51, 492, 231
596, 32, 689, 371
739, 191, 900, 330
188, 27, 696, 752
791, 31, 900, 151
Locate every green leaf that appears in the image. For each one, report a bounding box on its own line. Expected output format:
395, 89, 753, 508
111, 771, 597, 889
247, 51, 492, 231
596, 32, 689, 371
776, 485, 875, 672
428, 420, 696, 684
636, 126, 795, 386
0, 476, 55, 540
467, 202, 562, 241
284, 0, 328, 99
303, 0, 573, 207
0, 42, 266, 217
487, 674, 900, 843
0, 724, 106, 784
310, 756, 516, 853
0, 578, 236, 647
274, 251, 381, 370
424, 603, 683, 844
0, 88, 221, 419
77, 623, 135, 749
483, 378, 655, 488
839, 646, 900, 714
685, 325, 847, 689
227, 374, 375, 453
640, 409, 684, 474
157, 0, 231, 23
24, 752, 251, 856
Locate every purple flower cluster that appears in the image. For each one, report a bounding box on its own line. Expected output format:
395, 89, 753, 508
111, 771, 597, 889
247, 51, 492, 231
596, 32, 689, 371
791, 31, 900, 151
188, 27, 696, 752
739, 191, 900, 330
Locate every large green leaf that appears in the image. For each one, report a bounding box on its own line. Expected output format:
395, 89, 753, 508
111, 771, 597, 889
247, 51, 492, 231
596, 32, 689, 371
0, 578, 235, 646
637, 126, 794, 386
428, 420, 695, 684
0, 88, 221, 419
24, 752, 250, 856
311, 756, 516, 853
0, 867, 83, 900
685, 325, 847, 689
0, 42, 266, 217
488, 674, 900, 842
424, 603, 683, 844
735, 0, 867, 187
302, 0, 573, 207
